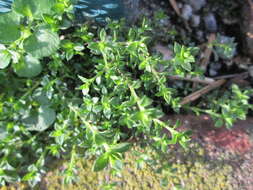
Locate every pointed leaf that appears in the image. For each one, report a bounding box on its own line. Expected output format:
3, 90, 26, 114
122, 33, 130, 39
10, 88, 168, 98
93, 153, 109, 172
111, 143, 131, 153
94, 134, 106, 146
181, 62, 192, 72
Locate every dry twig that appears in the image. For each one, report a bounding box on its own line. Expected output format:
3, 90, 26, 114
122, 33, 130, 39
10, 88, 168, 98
169, 0, 181, 16
199, 33, 216, 71
168, 75, 214, 84
180, 79, 226, 105
168, 0, 191, 31
214, 72, 248, 80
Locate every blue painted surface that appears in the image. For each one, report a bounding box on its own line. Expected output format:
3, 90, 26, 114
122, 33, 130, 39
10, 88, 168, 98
0, 0, 12, 13
0, 0, 126, 22
75, 0, 125, 22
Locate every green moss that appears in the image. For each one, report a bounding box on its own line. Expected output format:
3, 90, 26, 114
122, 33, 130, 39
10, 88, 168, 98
1, 144, 234, 190
38, 144, 233, 190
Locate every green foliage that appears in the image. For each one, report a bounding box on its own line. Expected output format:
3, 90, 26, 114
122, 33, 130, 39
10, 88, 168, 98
0, 0, 251, 188
204, 85, 253, 128
93, 153, 110, 172
172, 42, 198, 72
0, 46, 11, 69
13, 0, 56, 19
0, 0, 73, 78
14, 55, 42, 78
0, 11, 21, 44
213, 34, 237, 60
23, 105, 56, 131
23, 26, 60, 58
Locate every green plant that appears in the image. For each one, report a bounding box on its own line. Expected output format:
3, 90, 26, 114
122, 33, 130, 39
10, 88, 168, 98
213, 34, 237, 60
203, 84, 252, 128
0, 0, 75, 77
0, 0, 251, 188
36, 144, 233, 190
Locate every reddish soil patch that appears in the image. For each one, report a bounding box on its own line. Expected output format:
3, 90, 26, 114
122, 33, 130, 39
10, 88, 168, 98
163, 115, 253, 189
166, 115, 253, 154
204, 127, 251, 154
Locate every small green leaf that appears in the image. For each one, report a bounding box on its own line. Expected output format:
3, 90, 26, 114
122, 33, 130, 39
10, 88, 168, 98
0, 50, 11, 69
14, 55, 42, 78
87, 42, 100, 52
224, 117, 233, 128
24, 26, 60, 58
94, 134, 106, 146
181, 62, 192, 72
74, 44, 85, 51
134, 111, 151, 126
99, 29, 107, 41
215, 119, 223, 127
139, 96, 152, 107
139, 60, 147, 70
52, 2, 66, 14
78, 76, 89, 83
42, 14, 56, 25
80, 83, 90, 96
111, 143, 131, 153
93, 153, 109, 172
22, 171, 36, 181
96, 76, 101, 85
174, 42, 181, 54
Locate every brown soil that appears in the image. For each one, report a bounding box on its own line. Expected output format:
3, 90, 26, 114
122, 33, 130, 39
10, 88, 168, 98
166, 114, 253, 190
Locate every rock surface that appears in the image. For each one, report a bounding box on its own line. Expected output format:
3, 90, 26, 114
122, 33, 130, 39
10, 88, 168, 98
241, 0, 253, 58
189, 0, 206, 11
204, 13, 218, 33
181, 4, 193, 21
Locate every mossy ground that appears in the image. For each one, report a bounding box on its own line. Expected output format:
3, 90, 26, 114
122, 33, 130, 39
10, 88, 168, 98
1, 143, 234, 190
3, 115, 253, 190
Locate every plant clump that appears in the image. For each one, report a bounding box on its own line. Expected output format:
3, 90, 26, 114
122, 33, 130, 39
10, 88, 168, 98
0, 0, 252, 188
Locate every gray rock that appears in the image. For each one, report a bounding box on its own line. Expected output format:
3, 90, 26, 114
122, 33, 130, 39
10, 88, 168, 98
249, 66, 253, 78
190, 14, 200, 27
196, 30, 204, 42
189, 0, 206, 11
209, 69, 218, 77
204, 13, 217, 32
209, 63, 221, 76
123, 0, 140, 22
177, 2, 183, 9
181, 4, 193, 21
160, 18, 171, 27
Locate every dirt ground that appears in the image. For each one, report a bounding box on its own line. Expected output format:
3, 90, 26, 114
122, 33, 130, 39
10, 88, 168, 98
167, 115, 253, 190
